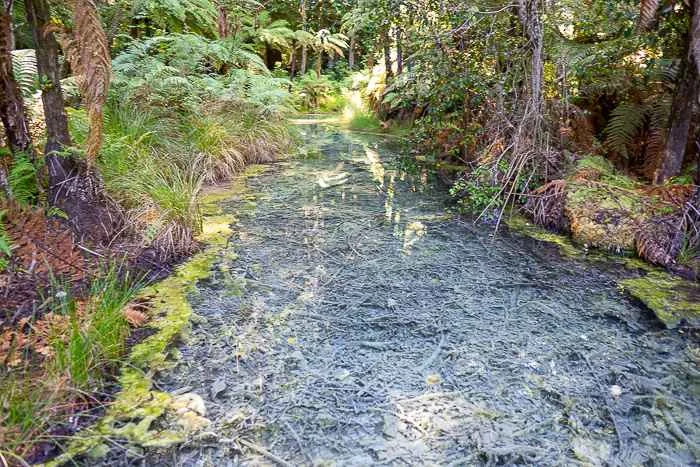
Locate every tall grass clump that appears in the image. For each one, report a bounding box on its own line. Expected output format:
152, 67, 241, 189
88, 265, 143, 363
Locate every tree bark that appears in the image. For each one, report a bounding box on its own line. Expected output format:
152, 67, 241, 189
396, 27, 403, 75
289, 47, 297, 77
348, 35, 355, 70
692, 0, 700, 76
299, 0, 307, 75
0, 0, 33, 156
517, 0, 544, 114
25, 0, 71, 155
301, 45, 308, 74
217, 4, 229, 39
315, 51, 322, 77
655, 44, 699, 183
382, 31, 393, 80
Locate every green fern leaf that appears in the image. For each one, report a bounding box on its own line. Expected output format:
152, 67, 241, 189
603, 102, 648, 158
8, 154, 38, 206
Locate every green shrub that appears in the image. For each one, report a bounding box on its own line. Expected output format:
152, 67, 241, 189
348, 111, 381, 131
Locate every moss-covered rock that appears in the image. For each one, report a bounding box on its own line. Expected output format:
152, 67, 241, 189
620, 272, 700, 329
564, 156, 675, 253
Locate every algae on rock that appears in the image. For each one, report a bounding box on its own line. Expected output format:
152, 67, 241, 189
620, 271, 700, 329
506, 212, 700, 330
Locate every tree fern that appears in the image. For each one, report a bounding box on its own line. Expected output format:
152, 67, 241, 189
8, 154, 38, 206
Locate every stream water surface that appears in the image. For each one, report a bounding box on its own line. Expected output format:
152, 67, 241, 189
141, 124, 698, 466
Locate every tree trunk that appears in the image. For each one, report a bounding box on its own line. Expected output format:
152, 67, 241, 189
0, 0, 33, 157
217, 4, 229, 39
25, 0, 71, 155
264, 43, 271, 70
655, 42, 699, 183
383, 31, 393, 80
289, 47, 297, 78
692, 0, 700, 76
301, 45, 308, 74
396, 27, 403, 75
25, 0, 119, 242
517, 0, 544, 114
299, 0, 307, 75
315, 51, 322, 77
348, 35, 355, 70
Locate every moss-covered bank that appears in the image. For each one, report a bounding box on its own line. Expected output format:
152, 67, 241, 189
506, 214, 700, 329
44, 166, 266, 466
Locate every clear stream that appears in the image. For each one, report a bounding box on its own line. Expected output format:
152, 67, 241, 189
138, 124, 698, 466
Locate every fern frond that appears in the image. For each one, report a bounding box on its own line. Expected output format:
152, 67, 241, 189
603, 102, 648, 158
8, 153, 38, 206
643, 92, 672, 178
10, 49, 37, 98
0, 210, 11, 259
638, 0, 660, 31
0, 209, 10, 271
72, 0, 112, 164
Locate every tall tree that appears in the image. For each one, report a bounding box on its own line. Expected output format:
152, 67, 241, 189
300, 0, 308, 74
652, 0, 700, 182
0, 0, 33, 156
25, 0, 117, 241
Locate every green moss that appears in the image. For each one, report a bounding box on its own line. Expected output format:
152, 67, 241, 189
576, 155, 614, 174
43, 169, 267, 466
620, 271, 700, 329
505, 214, 582, 258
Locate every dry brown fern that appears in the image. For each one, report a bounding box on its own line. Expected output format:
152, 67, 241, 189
3, 203, 86, 280
638, 0, 660, 31
523, 180, 567, 230
71, 0, 111, 164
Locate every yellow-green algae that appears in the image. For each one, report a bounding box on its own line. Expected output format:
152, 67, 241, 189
619, 272, 700, 329
505, 213, 700, 329
505, 214, 581, 258
44, 165, 266, 466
